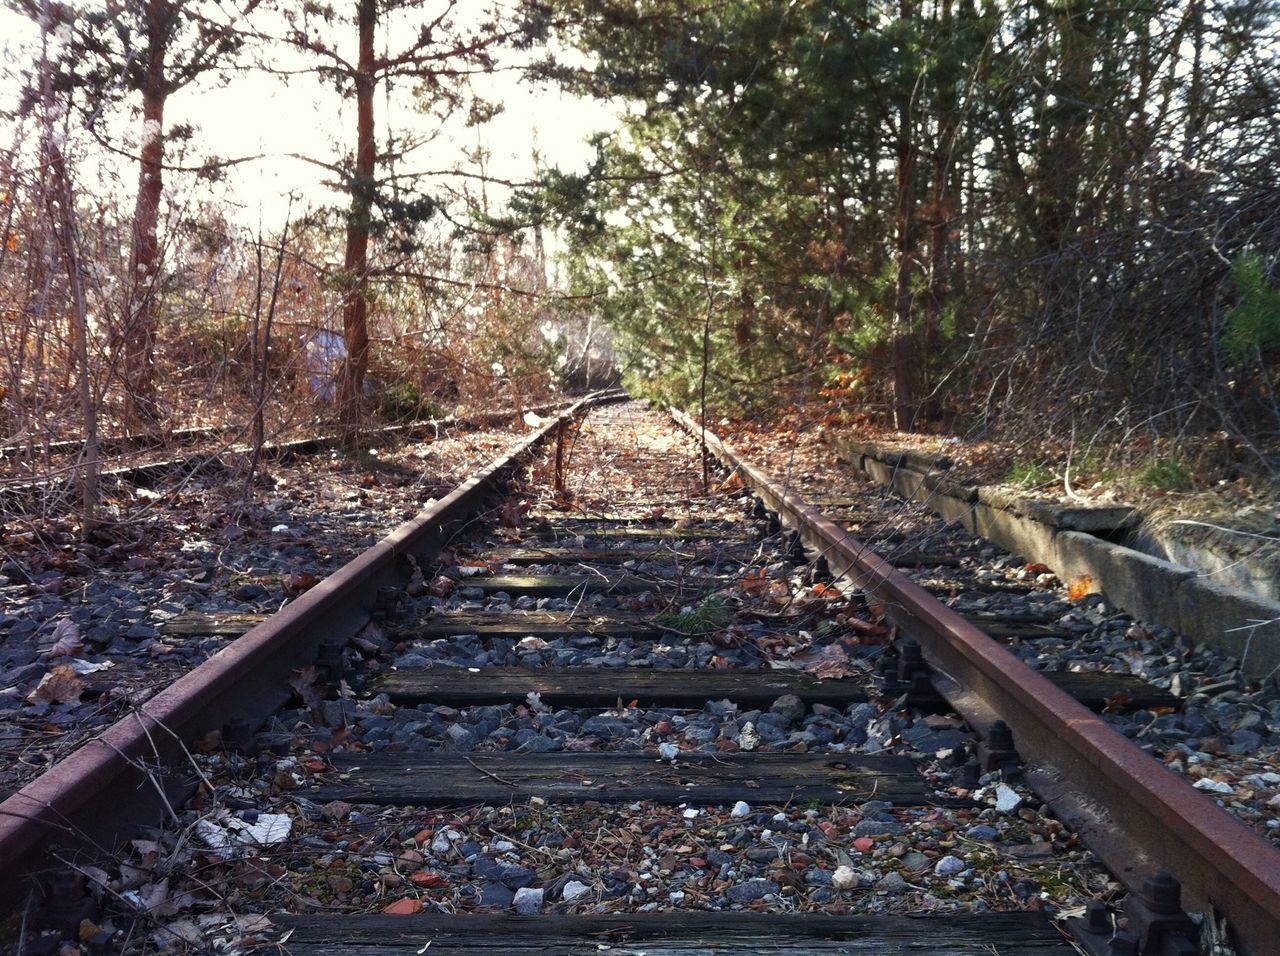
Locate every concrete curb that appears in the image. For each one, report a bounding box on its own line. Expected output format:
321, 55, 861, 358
831, 435, 1280, 680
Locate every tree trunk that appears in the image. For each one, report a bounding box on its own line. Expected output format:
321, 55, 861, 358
338, 0, 376, 435
124, 0, 168, 429
924, 0, 957, 413
891, 0, 918, 432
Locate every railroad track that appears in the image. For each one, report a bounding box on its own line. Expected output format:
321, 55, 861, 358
3, 398, 1277, 954
0, 401, 575, 505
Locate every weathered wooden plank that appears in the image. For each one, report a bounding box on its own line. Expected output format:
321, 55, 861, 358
960, 616, 1075, 640
488, 544, 756, 565
307, 751, 937, 807
1035, 670, 1179, 711
271, 912, 1074, 954
159, 612, 268, 636
411, 610, 664, 639
527, 525, 746, 540
467, 574, 723, 597
374, 665, 869, 708
374, 664, 1173, 714
890, 552, 965, 568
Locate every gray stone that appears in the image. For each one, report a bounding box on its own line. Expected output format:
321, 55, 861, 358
478, 882, 514, 908
513, 886, 543, 914
726, 879, 778, 903
581, 715, 632, 739
769, 694, 806, 724
852, 819, 905, 838
934, 855, 967, 877
561, 880, 592, 903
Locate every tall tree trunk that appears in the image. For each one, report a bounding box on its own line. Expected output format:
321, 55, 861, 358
338, 0, 376, 435
891, 0, 918, 431
924, 0, 957, 412
124, 0, 168, 428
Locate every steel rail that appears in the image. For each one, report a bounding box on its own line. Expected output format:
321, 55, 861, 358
673, 409, 1280, 956
0, 399, 579, 502
0, 390, 624, 907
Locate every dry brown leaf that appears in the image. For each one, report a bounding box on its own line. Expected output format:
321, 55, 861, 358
283, 572, 322, 595
718, 470, 745, 492
288, 665, 325, 712
1067, 575, 1094, 601
44, 618, 84, 658
27, 664, 84, 704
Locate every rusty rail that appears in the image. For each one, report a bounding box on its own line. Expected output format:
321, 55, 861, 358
0, 390, 624, 907
672, 409, 1280, 956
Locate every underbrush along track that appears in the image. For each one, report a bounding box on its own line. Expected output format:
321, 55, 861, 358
2, 398, 1275, 954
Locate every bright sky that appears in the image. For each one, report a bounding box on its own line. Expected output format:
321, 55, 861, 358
0, 3, 618, 229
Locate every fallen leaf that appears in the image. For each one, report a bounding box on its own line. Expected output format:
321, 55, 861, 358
428, 575, 456, 598
383, 898, 423, 915
27, 664, 84, 704
44, 619, 83, 658
288, 665, 325, 712
409, 870, 447, 887
1067, 575, 1094, 601
500, 499, 529, 528
239, 812, 293, 845
718, 470, 745, 492
283, 572, 322, 595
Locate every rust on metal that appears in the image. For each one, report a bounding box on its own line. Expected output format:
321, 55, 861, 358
673, 409, 1280, 956
0, 391, 622, 905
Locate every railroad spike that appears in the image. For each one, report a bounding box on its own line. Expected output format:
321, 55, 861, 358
787, 531, 808, 562
977, 719, 1022, 776
1065, 899, 1116, 956
35, 869, 97, 937
315, 642, 346, 680
810, 555, 832, 583
1123, 870, 1200, 956
896, 640, 932, 693
372, 585, 400, 622
223, 715, 254, 751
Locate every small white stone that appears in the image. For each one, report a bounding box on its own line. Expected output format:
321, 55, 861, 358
730, 801, 751, 818
513, 887, 543, 914
683, 808, 699, 819
658, 743, 680, 760
561, 880, 591, 903
1193, 778, 1235, 794
832, 865, 858, 890
430, 831, 451, 854
934, 855, 967, 877
994, 784, 1023, 814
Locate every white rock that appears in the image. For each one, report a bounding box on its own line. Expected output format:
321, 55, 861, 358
658, 743, 680, 760
561, 880, 592, 903
994, 784, 1023, 814
682, 808, 699, 819
430, 831, 452, 854
730, 801, 751, 818
934, 855, 966, 877
832, 865, 858, 890
513, 887, 543, 914
1194, 778, 1235, 794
